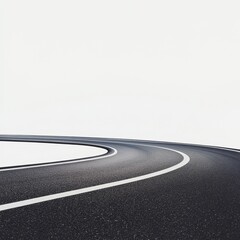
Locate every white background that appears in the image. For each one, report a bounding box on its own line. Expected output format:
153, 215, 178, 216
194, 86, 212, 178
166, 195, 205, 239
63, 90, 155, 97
0, 142, 106, 168
1, 1, 240, 148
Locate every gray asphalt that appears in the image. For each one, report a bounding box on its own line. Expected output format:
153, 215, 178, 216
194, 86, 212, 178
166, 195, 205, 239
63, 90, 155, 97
0, 135, 239, 240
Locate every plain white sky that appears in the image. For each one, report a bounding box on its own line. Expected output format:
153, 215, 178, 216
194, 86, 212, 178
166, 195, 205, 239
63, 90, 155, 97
0, 141, 106, 168
1, 0, 240, 148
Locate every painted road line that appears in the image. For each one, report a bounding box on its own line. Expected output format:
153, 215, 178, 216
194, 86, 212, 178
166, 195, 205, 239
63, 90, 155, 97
0, 145, 190, 212
0, 144, 117, 172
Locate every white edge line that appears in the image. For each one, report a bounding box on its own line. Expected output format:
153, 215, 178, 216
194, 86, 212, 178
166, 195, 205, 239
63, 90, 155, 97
0, 145, 190, 212
0, 145, 117, 172
211, 146, 240, 153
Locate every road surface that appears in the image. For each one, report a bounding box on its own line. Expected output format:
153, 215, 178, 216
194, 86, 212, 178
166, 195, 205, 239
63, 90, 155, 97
0, 135, 239, 239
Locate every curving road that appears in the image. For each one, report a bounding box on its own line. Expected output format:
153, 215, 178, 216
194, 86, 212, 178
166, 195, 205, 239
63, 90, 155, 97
0, 135, 239, 239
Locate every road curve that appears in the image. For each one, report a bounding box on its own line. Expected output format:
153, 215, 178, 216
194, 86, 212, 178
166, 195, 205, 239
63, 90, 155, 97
0, 135, 239, 240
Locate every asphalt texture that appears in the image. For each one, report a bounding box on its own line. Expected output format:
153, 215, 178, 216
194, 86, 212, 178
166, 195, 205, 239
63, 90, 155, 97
0, 135, 239, 240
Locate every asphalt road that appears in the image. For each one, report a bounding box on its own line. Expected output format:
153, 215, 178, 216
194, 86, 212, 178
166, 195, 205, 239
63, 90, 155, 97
0, 135, 239, 240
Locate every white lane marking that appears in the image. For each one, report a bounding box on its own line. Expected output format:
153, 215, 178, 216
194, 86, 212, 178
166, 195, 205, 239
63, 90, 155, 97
0, 145, 117, 172
0, 145, 190, 212
211, 146, 240, 154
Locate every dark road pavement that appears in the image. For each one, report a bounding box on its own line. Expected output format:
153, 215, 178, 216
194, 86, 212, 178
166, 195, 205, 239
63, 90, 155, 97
0, 135, 239, 239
